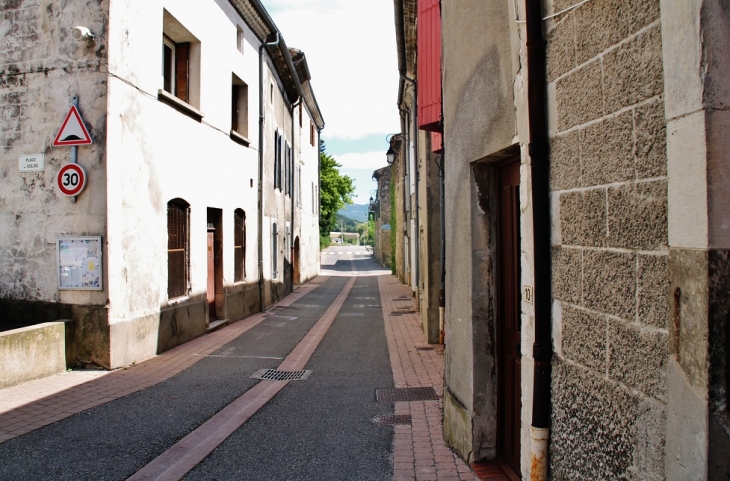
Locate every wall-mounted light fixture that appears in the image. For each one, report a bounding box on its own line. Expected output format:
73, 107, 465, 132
385, 133, 399, 165
72, 26, 95, 41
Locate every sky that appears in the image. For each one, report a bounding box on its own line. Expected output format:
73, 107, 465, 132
261, 0, 401, 204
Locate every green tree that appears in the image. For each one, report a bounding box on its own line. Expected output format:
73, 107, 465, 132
319, 141, 354, 249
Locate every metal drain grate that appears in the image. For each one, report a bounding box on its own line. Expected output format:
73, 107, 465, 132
371, 414, 412, 426
250, 369, 312, 381
390, 310, 416, 316
376, 387, 439, 402
416, 346, 434, 351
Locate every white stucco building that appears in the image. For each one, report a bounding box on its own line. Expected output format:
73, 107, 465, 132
0, 0, 324, 372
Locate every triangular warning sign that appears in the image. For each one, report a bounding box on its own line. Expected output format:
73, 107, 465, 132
53, 105, 92, 146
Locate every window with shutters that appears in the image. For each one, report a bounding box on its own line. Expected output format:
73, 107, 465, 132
274, 130, 282, 190
284, 142, 291, 196
160, 10, 201, 116
234, 209, 245, 282
310, 121, 315, 146
167, 199, 190, 299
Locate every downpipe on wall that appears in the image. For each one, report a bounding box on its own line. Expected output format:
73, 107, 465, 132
291, 96, 301, 291
258, 32, 280, 312
525, 0, 552, 478
437, 152, 445, 345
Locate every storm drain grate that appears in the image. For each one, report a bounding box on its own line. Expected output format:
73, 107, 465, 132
250, 369, 312, 381
416, 346, 435, 351
371, 414, 412, 426
376, 387, 439, 402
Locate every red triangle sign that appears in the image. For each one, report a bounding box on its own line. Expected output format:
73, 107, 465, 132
53, 105, 93, 146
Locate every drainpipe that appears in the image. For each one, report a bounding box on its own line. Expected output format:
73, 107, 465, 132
291, 97, 301, 290
525, 0, 551, 479
258, 32, 280, 312
412, 82, 420, 300
317, 126, 322, 252
438, 150, 445, 345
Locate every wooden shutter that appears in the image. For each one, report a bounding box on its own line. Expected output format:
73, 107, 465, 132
417, 0, 442, 131
175, 42, 189, 102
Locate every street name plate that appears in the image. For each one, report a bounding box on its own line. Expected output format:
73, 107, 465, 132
18, 154, 45, 172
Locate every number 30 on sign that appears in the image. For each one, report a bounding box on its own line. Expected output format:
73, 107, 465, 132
57, 163, 87, 197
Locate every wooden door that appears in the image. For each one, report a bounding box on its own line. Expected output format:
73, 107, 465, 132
497, 160, 522, 475
293, 237, 301, 285
207, 231, 216, 320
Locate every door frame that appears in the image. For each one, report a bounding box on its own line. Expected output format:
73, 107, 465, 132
495, 157, 522, 477
206, 208, 224, 321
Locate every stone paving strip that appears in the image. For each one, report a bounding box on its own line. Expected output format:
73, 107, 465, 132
378, 275, 484, 481
129, 276, 357, 481
0, 279, 326, 445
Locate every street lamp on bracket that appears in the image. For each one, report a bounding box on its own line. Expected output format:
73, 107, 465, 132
385, 133, 399, 165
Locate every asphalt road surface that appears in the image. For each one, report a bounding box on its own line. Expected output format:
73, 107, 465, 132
0, 247, 396, 481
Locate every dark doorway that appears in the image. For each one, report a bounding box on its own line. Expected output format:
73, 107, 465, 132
207, 208, 223, 321
293, 237, 301, 285
497, 159, 522, 475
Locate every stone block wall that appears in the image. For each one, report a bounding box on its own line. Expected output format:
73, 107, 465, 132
375, 166, 392, 268
547, 1, 668, 478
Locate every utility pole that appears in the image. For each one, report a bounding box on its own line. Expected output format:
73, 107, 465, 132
340, 219, 344, 244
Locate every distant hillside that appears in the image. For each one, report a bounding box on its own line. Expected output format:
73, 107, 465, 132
338, 203, 369, 222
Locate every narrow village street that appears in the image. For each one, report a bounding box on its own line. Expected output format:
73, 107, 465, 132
0, 248, 496, 481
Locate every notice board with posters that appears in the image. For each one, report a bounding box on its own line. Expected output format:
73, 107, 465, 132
57, 236, 103, 290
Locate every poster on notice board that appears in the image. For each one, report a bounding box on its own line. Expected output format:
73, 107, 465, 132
57, 236, 103, 290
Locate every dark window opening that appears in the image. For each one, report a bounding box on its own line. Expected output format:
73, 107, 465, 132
167, 199, 190, 299
231, 76, 249, 137
234, 209, 246, 282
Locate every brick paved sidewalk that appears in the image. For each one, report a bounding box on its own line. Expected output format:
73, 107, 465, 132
0, 280, 325, 445
378, 275, 476, 481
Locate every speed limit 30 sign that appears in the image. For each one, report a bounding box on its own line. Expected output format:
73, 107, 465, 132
57, 163, 87, 196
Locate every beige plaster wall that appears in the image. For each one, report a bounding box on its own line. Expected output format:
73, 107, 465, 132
0, 0, 111, 365
441, 0, 519, 464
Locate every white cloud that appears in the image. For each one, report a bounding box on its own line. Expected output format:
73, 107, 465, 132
262, 0, 401, 140
337, 151, 390, 171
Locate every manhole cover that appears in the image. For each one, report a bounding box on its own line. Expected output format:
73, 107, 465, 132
250, 369, 312, 381
376, 387, 439, 402
371, 414, 412, 426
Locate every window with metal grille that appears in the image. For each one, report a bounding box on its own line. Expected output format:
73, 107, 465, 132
167, 199, 190, 299
234, 209, 245, 282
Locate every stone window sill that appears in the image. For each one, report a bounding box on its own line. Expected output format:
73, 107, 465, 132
230, 130, 251, 147
157, 89, 203, 122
